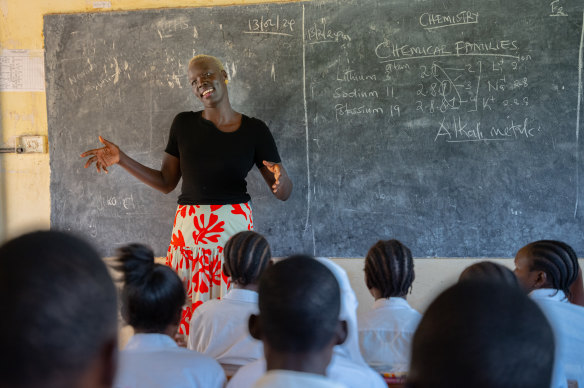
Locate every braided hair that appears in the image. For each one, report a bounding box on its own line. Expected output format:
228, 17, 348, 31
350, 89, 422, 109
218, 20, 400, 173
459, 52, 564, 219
364, 239, 415, 298
114, 243, 185, 333
520, 240, 579, 298
459, 261, 519, 287
223, 231, 272, 286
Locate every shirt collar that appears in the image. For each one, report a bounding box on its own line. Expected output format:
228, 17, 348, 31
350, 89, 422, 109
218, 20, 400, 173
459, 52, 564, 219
124, 333, 178, 351
529, 288, 568, 303
262, 370, 336, 385
223, 288, 258, 303
372, 297, 411, 310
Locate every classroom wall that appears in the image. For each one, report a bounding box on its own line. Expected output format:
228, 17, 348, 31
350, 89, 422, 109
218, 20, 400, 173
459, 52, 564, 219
2, 1, 583, 326
0, 0, 301, 243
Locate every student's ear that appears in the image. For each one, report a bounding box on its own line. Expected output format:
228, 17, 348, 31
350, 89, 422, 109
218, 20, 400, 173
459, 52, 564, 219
335, 320, 348, 346
248, 314, 262, 340
534, 270, 548, 289
221, 70, 228, 83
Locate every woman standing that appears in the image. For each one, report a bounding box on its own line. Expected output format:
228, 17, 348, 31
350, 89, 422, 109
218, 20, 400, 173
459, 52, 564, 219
81, 55, 292, 334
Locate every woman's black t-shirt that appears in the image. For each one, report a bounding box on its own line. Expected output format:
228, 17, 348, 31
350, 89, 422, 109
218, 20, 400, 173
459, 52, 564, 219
165, 111, 281, 205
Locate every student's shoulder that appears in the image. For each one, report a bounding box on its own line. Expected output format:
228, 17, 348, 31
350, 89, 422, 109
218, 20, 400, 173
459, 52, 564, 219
226, 358, 265, 388
329, 357, 386, 388
171, 347, 223, 368
357, 308, 388, 329
193, 298, 222, 313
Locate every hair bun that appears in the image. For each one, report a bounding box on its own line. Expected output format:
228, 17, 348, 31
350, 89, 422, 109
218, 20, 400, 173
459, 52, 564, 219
114, 243, 155, 286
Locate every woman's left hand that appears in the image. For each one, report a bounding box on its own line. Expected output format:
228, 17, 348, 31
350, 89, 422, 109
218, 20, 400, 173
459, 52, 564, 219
262, 161, 281, 193
261, 161, 292, 201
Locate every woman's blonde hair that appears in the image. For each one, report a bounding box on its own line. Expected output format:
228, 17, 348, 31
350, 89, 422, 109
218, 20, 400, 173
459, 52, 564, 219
188, 54, 225, 72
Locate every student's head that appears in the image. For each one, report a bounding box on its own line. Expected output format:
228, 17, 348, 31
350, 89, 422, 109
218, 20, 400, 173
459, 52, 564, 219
407, 281, 555, 388
514, 240, 579, 296
364, 239, 415, 298
249, 255, 347, 370
115, 243, 185, 335
222, 231, 271, 288
459, 261, 519, 287
0, 230, 118, 388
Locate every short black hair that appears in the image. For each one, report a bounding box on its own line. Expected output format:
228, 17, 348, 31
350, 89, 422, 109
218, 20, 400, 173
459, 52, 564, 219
407, 281, 555, 388
459, 261, 519, 287
223, 231, 271, 286
258, 255, 340, 353
521, 240, 579, 297
0, 231, 117, 388
364, 239, 415, 297
115, 243, 185, 332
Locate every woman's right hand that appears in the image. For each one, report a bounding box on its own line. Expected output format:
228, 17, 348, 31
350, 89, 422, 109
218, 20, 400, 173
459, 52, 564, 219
80, 136, 121, 173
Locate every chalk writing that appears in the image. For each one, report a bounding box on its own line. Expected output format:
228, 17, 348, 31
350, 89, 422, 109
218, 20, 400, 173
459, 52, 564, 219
419, 11, 479, 30
335, 103, 383, 121
385, 62, 411, 78
103, 194, 136, 210
336, 66, 377, 82
156, 17, 189, 40
307, 18, 351, 44
434, 116, 541, 142
333, 87, 379, 98
68, 62, 94, 85
376, 39, 520, 62
550, 0, 568, 17
245, 15, 295, 36
487, 76, 528, 91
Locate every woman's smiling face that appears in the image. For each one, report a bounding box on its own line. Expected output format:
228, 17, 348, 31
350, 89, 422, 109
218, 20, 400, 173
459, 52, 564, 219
188, 58, 227, 106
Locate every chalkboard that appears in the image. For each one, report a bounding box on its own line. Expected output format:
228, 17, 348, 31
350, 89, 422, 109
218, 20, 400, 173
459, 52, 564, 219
45, 0, 584, 258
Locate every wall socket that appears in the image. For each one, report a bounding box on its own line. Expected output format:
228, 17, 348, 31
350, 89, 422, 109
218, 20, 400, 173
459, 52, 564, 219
20, 135, 46, 153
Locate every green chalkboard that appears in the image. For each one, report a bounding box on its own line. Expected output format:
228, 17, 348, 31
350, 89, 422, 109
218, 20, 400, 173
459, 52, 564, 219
45, 0, 584, 257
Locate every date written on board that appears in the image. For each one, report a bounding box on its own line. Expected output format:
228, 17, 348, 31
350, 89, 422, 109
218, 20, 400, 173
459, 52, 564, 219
245, 15, 296, 36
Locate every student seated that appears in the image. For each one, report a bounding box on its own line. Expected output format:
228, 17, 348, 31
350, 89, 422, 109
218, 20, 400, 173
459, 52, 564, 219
407, 280, 555, 388
188, 231, 271, 375
227, 256, 387, 388
358, 239, 421, 373
514, 240, 584, 387
458, 260, 519, 286
113, 244, 225, 388
249, 255, 347, 387
0, 231, 118, 388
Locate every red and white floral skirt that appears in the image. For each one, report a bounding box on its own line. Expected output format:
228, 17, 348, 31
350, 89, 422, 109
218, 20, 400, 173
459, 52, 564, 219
166, 203, 253, 335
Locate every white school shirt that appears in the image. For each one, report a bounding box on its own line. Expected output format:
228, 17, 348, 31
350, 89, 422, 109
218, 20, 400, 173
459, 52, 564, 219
227, 355, 385, 388
357, 297, 421, 373
530, 289, 584, 388
188, 288, 262, 366
253, 370, 346, 388
114, 333, 226, 388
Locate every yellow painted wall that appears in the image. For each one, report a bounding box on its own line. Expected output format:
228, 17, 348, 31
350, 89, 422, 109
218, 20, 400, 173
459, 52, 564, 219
0, 0, 296, 242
